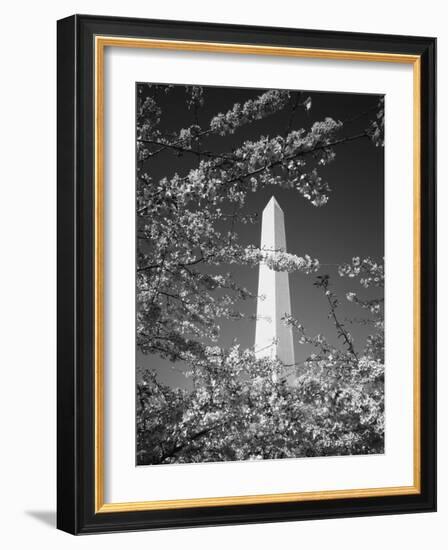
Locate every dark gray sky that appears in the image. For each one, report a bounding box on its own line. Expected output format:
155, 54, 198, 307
137, 83, 384, 387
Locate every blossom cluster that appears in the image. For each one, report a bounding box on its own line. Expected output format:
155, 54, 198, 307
366, 97, 385, 147
210, 89, 290, 135
185, 85, 204, 111
339, 256, 384, 288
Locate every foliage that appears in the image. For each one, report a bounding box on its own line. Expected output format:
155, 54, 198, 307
135, 84, 385, 464
137, 259, 384, 464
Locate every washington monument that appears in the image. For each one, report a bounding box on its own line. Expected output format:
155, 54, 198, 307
254, 196, 295, 366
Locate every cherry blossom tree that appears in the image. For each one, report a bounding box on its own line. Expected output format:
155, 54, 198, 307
135, 84, 384, 464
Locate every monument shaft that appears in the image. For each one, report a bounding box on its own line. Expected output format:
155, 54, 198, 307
254, 196, 295, 366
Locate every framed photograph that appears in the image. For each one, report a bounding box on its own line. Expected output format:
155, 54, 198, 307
57, 14, 436, 534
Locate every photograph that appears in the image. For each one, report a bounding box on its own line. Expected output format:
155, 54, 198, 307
135, 82, 385, 466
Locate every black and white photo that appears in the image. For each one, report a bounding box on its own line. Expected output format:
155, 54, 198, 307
135, 83, 385, 465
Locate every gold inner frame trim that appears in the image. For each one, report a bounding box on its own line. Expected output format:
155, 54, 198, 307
94, 35, 422, 513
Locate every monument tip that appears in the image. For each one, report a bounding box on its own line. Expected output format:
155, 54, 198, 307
265, 195, 282, 211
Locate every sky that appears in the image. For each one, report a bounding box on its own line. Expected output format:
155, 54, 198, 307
136, 83, 384, 387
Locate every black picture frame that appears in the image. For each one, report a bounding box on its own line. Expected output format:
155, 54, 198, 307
57, 14, 436, 535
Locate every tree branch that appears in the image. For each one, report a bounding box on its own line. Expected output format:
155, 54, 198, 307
138, 129, 213, 158
138, 137, 229, 160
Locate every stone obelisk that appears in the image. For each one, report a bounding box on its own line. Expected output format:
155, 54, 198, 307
254, 196, 295, 366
